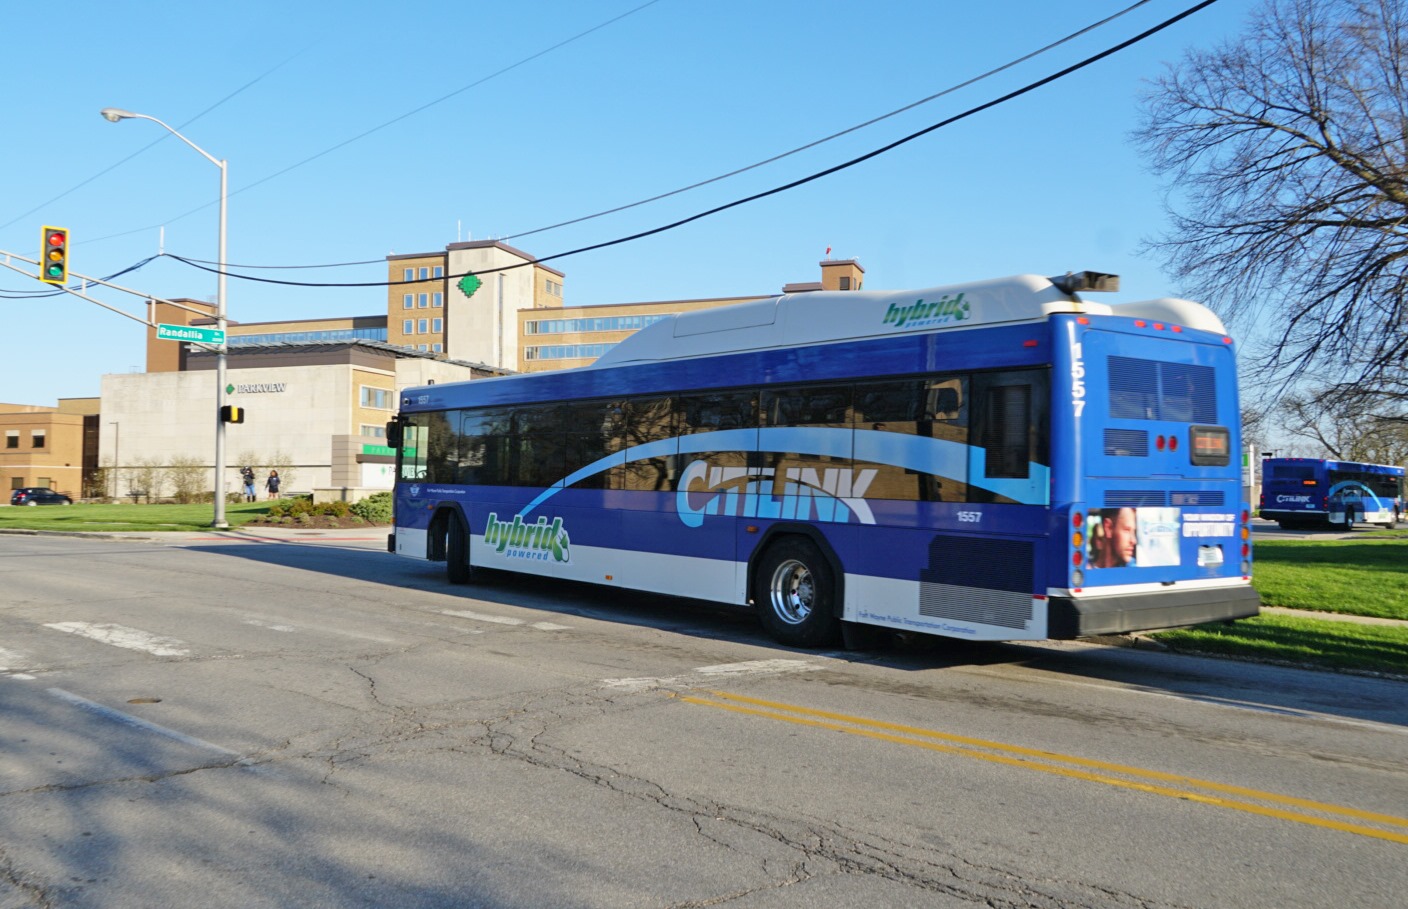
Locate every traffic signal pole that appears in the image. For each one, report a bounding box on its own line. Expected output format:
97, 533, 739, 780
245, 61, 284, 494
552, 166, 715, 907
0, 246, 231, 521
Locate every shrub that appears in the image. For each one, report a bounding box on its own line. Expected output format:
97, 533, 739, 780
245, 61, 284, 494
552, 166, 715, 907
351, 491, 393, 525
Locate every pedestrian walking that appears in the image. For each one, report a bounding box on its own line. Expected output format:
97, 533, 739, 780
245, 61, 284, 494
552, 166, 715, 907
265, 470, 281, 500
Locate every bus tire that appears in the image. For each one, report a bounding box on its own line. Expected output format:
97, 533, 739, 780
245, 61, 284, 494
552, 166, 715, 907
753, 537, 840, 648
446, 511, 472, 585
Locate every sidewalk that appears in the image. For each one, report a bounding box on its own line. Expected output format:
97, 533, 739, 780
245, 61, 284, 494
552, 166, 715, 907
0, 524, 390, 545
1259, 605, 1408, 627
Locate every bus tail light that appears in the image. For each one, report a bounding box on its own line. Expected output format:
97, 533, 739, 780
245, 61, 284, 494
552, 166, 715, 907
1241, 506, 1253, 577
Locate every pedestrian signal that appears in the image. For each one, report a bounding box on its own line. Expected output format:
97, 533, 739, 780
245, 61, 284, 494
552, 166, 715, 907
39, 226, 68, 285
220, 405, 245, 424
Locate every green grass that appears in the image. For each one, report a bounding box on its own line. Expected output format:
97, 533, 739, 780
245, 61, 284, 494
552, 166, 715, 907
1151, 536, 1408, 675
1152, 613, 1408, 677
0, 501, 271, 532
1248, 539, 1408, 620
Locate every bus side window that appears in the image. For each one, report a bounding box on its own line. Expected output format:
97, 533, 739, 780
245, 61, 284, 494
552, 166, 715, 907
564, 400, 622, 489
458, 408, 512, 486
513, 404, 567, 488
852, 377, 969, 503
618, 396, 677, 491
761, 384, 852, 492
969, 369, 1050, 503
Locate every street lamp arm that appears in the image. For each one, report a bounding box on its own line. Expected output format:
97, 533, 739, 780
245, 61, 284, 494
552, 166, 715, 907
99, 109, 225, 169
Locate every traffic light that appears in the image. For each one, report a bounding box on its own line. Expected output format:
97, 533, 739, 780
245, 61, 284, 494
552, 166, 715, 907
39, 226, 68, 285
220, 405, 245, 424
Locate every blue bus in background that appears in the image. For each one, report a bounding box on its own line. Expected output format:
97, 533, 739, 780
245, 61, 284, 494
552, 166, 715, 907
1260, 458, 1404, 529
388, 271, 1258, 647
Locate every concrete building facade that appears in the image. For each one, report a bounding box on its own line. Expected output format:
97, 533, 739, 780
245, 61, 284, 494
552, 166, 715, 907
101, 342, 500, 501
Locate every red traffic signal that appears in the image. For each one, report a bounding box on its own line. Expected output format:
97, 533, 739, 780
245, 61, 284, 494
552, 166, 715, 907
39, 226, 68, 285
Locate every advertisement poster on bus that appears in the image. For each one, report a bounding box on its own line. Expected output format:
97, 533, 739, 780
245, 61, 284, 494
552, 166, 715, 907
1087, 507, 1182, 568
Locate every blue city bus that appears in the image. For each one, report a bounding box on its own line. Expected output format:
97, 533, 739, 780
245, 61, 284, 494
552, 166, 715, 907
388, 272, 1259, 647
1260, 458, 1404, 529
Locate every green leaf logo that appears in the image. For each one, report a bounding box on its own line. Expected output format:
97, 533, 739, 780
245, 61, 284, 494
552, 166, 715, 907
226, 384, 235, 394
458, 274, 483, 298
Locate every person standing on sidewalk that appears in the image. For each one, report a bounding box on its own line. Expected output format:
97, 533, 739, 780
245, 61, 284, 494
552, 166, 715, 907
265, 470, 281, 500
241, 467, 257, 503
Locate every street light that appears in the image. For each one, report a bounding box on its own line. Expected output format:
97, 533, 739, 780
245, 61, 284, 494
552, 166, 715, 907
100, 108, 230, 528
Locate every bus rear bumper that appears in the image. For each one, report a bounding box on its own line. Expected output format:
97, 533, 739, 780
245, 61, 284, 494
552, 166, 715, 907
1047, 585, 1261, 639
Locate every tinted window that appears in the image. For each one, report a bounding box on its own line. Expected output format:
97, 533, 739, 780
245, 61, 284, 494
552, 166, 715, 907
969, 369, 1049, 503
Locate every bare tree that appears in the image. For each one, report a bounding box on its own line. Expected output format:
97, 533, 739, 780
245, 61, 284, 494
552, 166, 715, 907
164, 455, 208, 504
1137, 0, 1408, 397
1276, 385, 1408, 461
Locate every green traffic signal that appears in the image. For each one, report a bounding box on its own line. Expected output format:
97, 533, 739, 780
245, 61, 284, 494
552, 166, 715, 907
39, 225, 68, 285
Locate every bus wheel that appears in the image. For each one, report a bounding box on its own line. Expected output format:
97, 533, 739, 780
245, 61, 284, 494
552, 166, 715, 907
446, 512, 472, 584
753, 537, 840, 648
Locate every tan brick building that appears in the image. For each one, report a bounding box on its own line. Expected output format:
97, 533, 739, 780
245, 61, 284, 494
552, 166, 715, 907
1, 398, 101, 499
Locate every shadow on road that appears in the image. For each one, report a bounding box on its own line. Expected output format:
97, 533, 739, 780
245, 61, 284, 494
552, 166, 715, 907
177, 538, 1408, 730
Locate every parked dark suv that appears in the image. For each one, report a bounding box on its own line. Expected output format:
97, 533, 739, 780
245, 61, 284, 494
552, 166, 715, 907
10, 487, 72, 506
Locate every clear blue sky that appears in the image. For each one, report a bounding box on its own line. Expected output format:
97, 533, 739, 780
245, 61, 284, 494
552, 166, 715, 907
1, 0, 1255, 404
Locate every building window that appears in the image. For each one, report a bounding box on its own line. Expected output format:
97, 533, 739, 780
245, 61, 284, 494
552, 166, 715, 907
360, 424, 386, 438
432, 343, 443, 353
418, 344, 429, 351
418, 319, 429, 333
433, 266, 443, 278
10, 477, 22, 489
403, 268, 414, 281
403, 294, 413, 308
31, 431, 45, 449
545, 279, 562, 297
418, 293, 428, 308
361, 386, 392, 409
418, 267, 429, 280
432, 292, 443, 307
432, 318, 442, 333
37, 477, 51, 489
839, 277, 851, 290
403, 319, 414, 334
4, 432, 16, 449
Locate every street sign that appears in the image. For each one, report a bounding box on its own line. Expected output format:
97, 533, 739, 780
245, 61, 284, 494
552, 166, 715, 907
156, 323, 225, 345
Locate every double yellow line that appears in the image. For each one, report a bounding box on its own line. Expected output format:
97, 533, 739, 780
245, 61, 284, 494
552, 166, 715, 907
680, 690, 1408, 845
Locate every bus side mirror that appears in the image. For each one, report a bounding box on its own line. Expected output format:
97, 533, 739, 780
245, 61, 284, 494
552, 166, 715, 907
386, 421, 403, 448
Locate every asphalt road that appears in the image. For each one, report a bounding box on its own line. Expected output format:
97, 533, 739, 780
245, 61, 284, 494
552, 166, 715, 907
1, 529, 1404, 908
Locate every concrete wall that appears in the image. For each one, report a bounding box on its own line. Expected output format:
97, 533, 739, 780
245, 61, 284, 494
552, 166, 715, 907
445, 242, 538, 372
100, 363, 393, 496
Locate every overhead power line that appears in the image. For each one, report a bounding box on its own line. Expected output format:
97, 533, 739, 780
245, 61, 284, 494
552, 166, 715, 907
166, 0, 1222, 291
173, 0, 1156, 273
500, 0, 1157, 243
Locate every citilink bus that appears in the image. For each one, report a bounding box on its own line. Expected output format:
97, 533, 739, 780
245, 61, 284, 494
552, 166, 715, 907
1260, 457, 1404, 529
388, 271, 1259, 647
